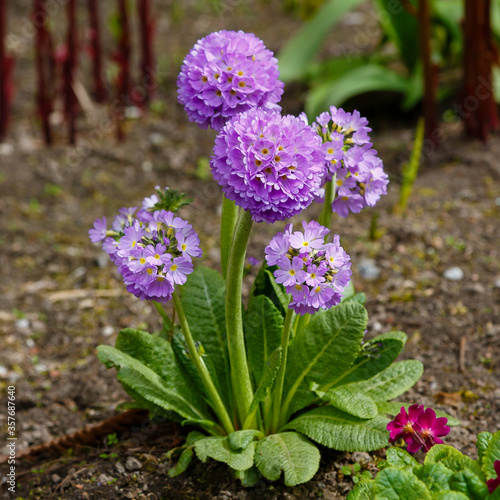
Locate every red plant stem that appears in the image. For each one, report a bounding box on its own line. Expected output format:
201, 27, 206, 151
34, 0, 53, 145
418, 0, 438, 143
0, 0, 6, 141
138, 0, 155, 105
88, 0, 106, 102
64, 0, 77, 144
463, 0, 499, 140
116, 0, 131, 141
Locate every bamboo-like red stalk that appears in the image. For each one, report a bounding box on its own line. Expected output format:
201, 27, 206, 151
34, 0, 53, 145
418, 0, 438, 143
463, 0, 498, 140
88, 0, 106, 102
64, 0, 77, 144
116, 0, 131, 141
138, 0, 155, 105
0, 0, 6, 141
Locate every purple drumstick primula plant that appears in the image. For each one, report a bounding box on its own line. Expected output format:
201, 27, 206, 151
211, 108, 326, 223
177, 30, 284, 130
265, 221, 352, 315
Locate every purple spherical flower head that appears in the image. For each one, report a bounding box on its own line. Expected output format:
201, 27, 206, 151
177, 30, 284, 130
212, 108, 326, 223
487, 461, 500, 494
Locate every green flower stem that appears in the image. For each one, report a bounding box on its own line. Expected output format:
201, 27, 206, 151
318, 174, 336, 230
220, 196, 239, 279
153, 301, 172, 331
293, 312, 310, 338
172, 290, 235, 435
270, 306, 294, 434
225, 209, 254, 425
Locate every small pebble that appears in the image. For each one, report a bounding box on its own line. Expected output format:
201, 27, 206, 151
0, 366, 7, 378
495, 197, 500, 206
98, 473, 114, 485
443, 267, 464, 281
51, 474, 61, 483
124, 106, 142, 119
102, 326, 115, 337
358, 259, 381, 280
125, 456, 142, 471
115, 461, 126, 474
494, 279, 500, 288
0, 143, 14, 156
149, 132, 165, 146
15, 318, 30, 330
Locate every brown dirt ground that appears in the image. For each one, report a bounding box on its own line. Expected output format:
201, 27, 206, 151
1, 1, 500, 499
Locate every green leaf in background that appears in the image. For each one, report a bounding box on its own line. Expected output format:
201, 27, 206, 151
329, 331, 407, 389
244, 295, 283, 385
254, 432, 320, 486
233, 466, 262, 487
482, 430, 500, 480
168, 447, 194, 477
284, 406, 390, 452
352, 360, 424, 402
476, 431, 493, 469
432, 492, 470, 500
250, 264, 286, 316
413, 463, 453, 494
373, 467, 432, 499
317, 385, 378, 419
377, 402, 461, 427
278, 0, 366, 82
180, 266, 231, 408
346, 479, 376, 499
194, 435, 256, 471
305, 65, 409, 118
282, 302, 367, 419
227, 430, 261, 452
448, 469, 489, 500
386, 447, 419, 469
424, 445, 483, 479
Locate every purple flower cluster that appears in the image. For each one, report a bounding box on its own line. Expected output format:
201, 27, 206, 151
313, 106, 389, 217
265, 221, 351, 315
387, 404, 450, 453
212, 108, 326, 223
89, 192, 202, 303
177, 30, 284, 130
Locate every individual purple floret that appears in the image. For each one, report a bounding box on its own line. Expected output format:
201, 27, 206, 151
487, 460, 500, 494
177, 30, 284, 130
211, 108, 326, 223
89, 189, 202, 303
264, 221, 351, 315
312, 106, 389, 218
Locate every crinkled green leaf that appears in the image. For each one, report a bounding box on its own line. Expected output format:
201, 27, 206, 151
194, 436, 255, 471
483, 430, 500, 480
250, 264, 286, 316
432, 492, 470, 500
245, 295, 283, 385
477, 431, 493, 469
180, 266, 231, 408
283, 302, 367, 419
413, 463, 453, 494
227, 430, 261, 452
424, 445, 483, 479
449, 469, 489, 500
283, 406, 390, 452
254, 432, 320, 486
317, 385, 378, 419
330, 331, 407, 389
373, 467, 431, 499
352, 360, 423, 402
386, 447, 419, 469
377, 402, 461, 427
234, 466, 262, 487
346, 479, 375, 499
168, 447, 193, 477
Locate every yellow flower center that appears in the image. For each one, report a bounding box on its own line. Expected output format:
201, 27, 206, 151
181, 244, 187, 251
202, 76, 208, 83
295, 284, 302, 291
274, 156, 281, 162
327, 148, 334, 154
337, 179, 343, 186
170, 264, 178, 272
140, 257, 146, 264
238, 81, 245, 88
289, 269, 296, 276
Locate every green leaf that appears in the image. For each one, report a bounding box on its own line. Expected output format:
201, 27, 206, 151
282, 302, 367, 419
180, 266, 231, 408
97, 346, 208, 421
250, 264, 286, 316
245, 295, 283, 385
413, 463, 453, 494
227, 430, 261, 452
305, 65, 408, 118
254, 432, 320, 486
277, 0, 366, 82
244, 347, 282, 429
317, 385, 378, 419
377, 402, 461, 427
373, 467, 432, 499
168, 447, 193, 477
346, 479, 375, 499
424, 445, 483, 479
449, 469, 489, 500
476, 432, 493, 468
352, 360, 423, 402
284, 406, 390, 452
233, 466, 262, 487
386, 447, 419, 469
265, 270, 289, 313
194, 436, 255, 471
432, 492, 471, 500
330, 331, 407, 389
483, 430, 500, 480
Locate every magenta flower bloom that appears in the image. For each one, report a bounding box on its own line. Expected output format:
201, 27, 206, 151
414, 407, 451, 453
212, 109, 326, 223
177, 30, 284, 130
265, 221, 351, 315
387, 404, 424, 444
487, 461, 500, 494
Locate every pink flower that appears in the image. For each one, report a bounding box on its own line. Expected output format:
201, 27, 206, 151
487, 460, 500, 494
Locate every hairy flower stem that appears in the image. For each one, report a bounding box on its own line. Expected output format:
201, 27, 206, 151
318, 176, 336, 230
220, 196, 238, 279
172, 290, 235, 435
225, 209, 254, 425
270, 307, 294, 434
